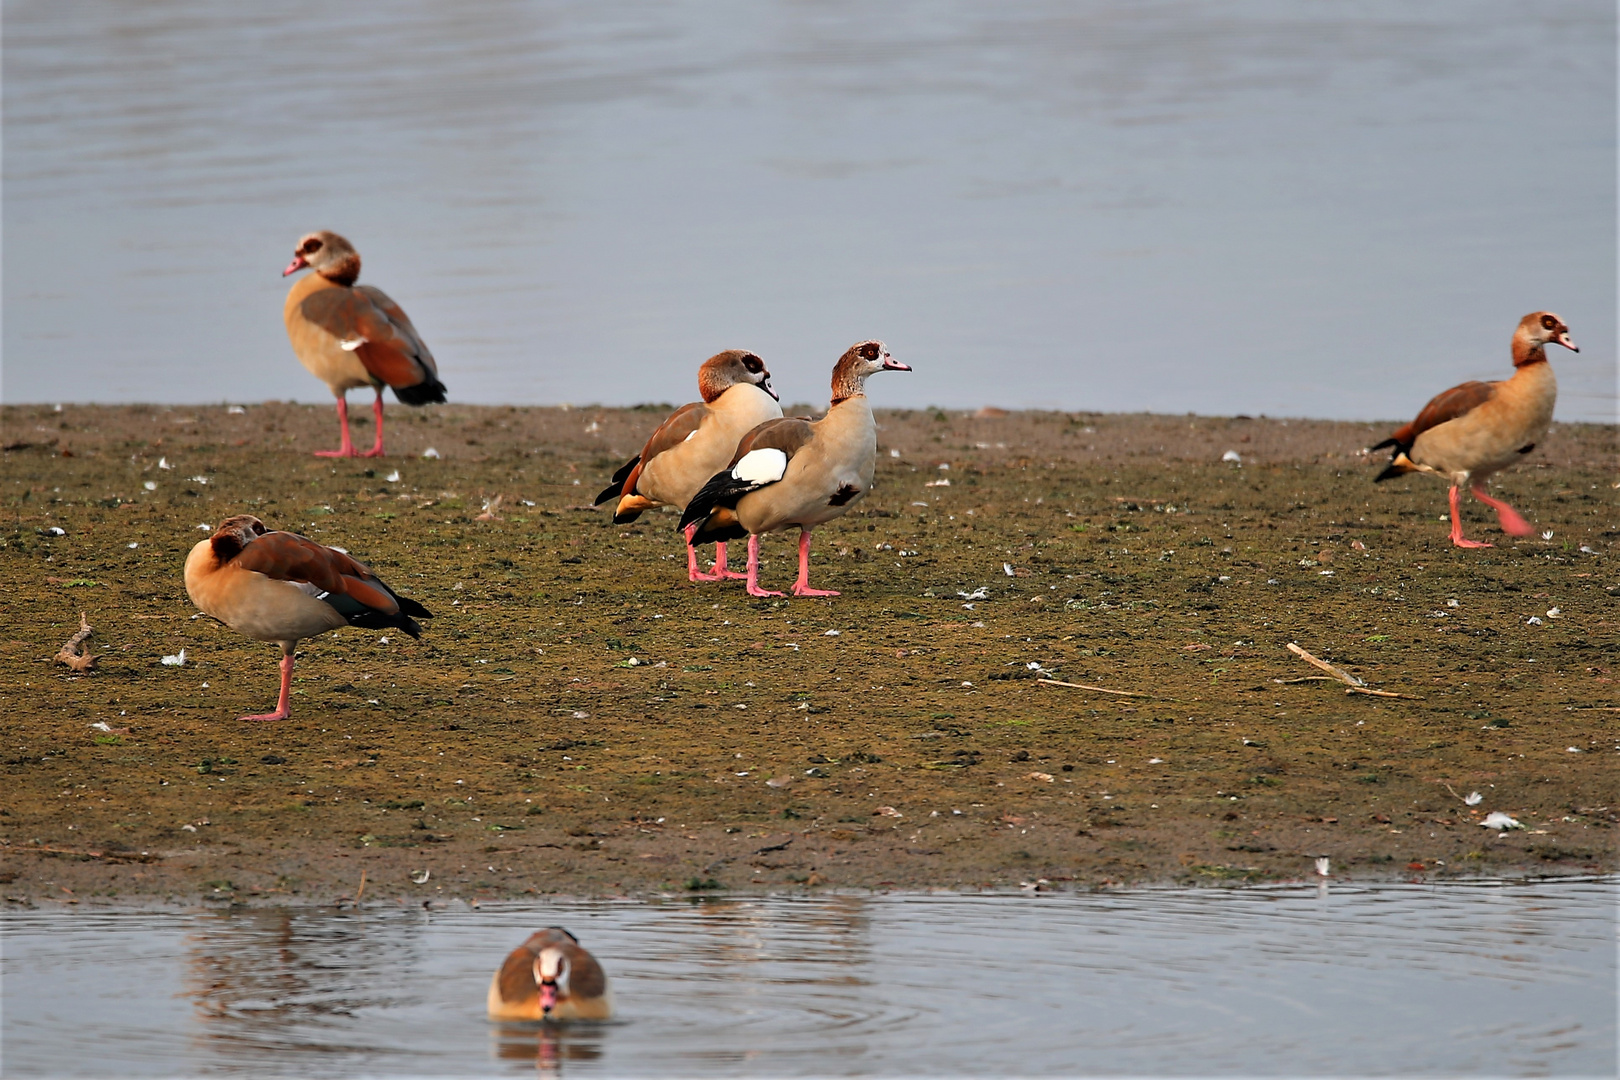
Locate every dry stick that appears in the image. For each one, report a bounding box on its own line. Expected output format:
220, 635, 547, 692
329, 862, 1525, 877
355, 869, 367, 902
55, 612, 97, 672
1287, 642, 1423, 700
1286, 642, 1363, 686
1037, 678, 1157, 699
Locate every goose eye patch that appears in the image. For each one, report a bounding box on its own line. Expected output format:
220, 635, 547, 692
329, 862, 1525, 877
859, 343, 880, 360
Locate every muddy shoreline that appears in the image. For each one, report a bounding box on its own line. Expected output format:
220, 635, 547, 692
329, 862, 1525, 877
2, 404, 1614, 906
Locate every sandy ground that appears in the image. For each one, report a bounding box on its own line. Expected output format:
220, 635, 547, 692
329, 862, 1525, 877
2, 402, 1615, 907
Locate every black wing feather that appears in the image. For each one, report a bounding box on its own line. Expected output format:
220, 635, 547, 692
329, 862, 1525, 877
392, 376, 448, 406
679, 468, 759, 532
595, 455, 640, 506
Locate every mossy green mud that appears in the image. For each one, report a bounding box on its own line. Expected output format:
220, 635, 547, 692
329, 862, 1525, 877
2, 404, 1615, 905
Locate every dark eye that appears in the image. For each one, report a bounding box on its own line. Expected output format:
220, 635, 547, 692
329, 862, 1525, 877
859, 343, 880, 361
742, 354, 762, 373
1540, 315, 1557, 330
301, 237, 323, 255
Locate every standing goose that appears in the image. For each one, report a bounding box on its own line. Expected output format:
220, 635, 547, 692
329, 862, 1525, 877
680, 340, 910, 597
184, 515, 431, 721
1372, 311, 1576, 547
594, 350, 781, 581
488, 928, 614, 1021
283, 231, 447, 457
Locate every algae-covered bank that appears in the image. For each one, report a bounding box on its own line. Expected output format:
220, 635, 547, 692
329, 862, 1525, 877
2, 404, 1615, 904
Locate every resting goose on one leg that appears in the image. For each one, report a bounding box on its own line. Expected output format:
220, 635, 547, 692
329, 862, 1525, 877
283, 231, 447, 458
488, 928, 614, 1021
594, 350, 781, 582
1371, 311, 1576, 548
183, 515, 431, 721
680, 340, 910, 598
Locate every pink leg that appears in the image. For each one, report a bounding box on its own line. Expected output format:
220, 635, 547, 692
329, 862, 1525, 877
1470, 484, 1533, 537
360, 389, 386, 457
791, 529, 840, 597
1448, 485, 1492, 548
314, 397, 358, 457
240, 652, 295, 722
745, 534, 784, 598
686, 524, 726, 582
711, 540, 750, 580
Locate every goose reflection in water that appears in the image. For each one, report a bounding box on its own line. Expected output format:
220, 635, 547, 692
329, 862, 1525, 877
180, 908, 426, 1052
493, 1025, 605, 1073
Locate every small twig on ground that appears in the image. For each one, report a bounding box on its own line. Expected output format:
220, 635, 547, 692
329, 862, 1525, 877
1345, 686, 1421, 700
1037, 678, 1156, 699
1272, 676, 1337, 684
1286, 642, 1362, 687
355, 869, 367, 902
55, 613, 97, 672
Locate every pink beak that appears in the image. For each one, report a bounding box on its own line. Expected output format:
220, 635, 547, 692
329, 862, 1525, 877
882, 355, 911, 371
1554, 331, 1579, 353
282, 254, 308, 277
539, 981, 558, 1014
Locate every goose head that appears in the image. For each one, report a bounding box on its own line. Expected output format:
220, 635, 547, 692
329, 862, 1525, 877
283, 231, 362, 285
699, 349, 779, 402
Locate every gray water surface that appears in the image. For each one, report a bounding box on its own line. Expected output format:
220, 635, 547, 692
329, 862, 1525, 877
3, 1, 1614, 420
3, 879, 1615, 1077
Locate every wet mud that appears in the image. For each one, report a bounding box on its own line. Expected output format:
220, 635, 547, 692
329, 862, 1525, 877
2, 403, 1615, 905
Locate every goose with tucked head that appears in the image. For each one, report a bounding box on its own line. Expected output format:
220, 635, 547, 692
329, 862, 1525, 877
183, 514, 431, 721
1372, 311, 1575, 547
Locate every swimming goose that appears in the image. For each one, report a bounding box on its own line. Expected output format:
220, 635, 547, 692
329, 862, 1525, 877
680, 340, 910, 597
594, 350, 781, 581
488, 928, 614, 1022
1372, 311, 1575, 548
283, 231, 447, 457
183, 515, 431, 721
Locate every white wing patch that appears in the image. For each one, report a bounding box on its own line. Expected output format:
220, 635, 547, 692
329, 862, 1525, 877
339, 337, 367, 351
683, 430, 698, 443
732, 448, 788, 486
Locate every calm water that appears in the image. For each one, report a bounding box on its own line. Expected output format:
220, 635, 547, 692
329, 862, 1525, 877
3, 879, 1615, 1077
2, 1, 1613, 421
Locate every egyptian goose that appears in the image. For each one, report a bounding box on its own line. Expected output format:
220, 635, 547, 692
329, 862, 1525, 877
594, 350, 781, 581
183, 515, 431, 721
1372, 311, 1576, 548
680, 340, 910, 597
282, 231, 447, 457
488, 928, 614, 1022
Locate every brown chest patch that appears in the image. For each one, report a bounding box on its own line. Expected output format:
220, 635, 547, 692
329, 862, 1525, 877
828, 484, 861, 507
